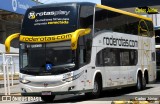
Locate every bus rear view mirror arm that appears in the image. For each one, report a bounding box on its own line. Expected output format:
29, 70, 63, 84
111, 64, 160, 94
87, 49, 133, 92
5, 33, 20, 53
71, 28, 91, 50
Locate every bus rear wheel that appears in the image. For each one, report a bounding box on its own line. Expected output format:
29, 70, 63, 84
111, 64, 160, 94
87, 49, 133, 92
41, 95, 55, 102
142, 77, 146, 90
136, 74, 142, 91
85, 77, 102, 98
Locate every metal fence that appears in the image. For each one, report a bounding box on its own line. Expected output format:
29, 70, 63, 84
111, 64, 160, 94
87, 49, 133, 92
0, 52, 19, 95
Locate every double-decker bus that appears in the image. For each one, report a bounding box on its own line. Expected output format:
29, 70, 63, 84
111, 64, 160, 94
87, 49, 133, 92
5, 2, 156, 102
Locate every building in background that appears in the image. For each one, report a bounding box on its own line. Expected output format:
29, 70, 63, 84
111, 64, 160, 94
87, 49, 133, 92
0, 0, 37, 48
0, 0, 38, 74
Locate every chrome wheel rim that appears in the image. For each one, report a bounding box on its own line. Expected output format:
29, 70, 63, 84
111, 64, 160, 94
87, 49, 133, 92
93, 80, 98, 93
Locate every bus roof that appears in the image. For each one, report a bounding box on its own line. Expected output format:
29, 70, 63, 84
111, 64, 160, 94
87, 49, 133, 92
29, 2, 152, 22
30, 2, 95, 9
96, 4, 152, 21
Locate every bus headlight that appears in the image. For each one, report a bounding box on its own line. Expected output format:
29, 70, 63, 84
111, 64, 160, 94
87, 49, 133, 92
63, 72, 73, 82
19, 78, 31, 84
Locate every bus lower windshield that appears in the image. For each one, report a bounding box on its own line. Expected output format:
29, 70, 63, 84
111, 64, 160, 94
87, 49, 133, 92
20, 41, 76, 75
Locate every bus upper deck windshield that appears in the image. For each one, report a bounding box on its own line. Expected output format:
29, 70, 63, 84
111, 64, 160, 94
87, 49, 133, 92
21, 4, 78, 36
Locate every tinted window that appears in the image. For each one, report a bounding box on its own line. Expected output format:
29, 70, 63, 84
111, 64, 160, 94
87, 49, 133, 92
120, 51, 130, 66
79, 6, 94, 28
94, 7, 154, 37
152, 52, 156, 61
130, 50, 138, 65
103, 48, 120, 66
78, 34, 92, 66
96, 48, 138, 66
78, 5, 94, 67
120, 49, 137, 66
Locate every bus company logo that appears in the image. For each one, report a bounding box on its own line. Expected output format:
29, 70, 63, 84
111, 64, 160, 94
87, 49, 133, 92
103, 36, 138, 48
35, 10, 70, 17
20, 34, 72, 42
12, 0, 18, 11
28, 11, 36, 19
28, 10, 70, 19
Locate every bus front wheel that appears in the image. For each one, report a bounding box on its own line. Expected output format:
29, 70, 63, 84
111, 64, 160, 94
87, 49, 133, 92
85, 76, 102, 98
41, 95, 55, 102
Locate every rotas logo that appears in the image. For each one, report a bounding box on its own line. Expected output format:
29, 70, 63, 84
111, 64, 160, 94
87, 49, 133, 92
28, 11, 36, 19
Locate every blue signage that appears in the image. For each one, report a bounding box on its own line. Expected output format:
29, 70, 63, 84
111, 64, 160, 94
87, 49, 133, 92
46, 64, 52, 71
0, 0, 37, 14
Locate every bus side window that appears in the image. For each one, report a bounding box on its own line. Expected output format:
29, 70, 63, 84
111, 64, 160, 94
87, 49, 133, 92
96, 50, 103, 66
120, 49, 138, 66
79, 47, 85, 65
103, 49, 110, 66
79, 36, 85, 66
96, 48, 120, 66
78, 35, 92, 66
130, 50, 138, 65
152, 52, 156, 61
79, 6, 94, 28
120, 51, 130, 66
78, 5, 93, 67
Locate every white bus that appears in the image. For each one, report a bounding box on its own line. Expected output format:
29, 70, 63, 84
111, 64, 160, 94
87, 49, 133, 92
5, 2, 156, 102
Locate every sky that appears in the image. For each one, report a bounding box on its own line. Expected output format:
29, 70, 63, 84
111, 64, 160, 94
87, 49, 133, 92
38, 0, 101, 4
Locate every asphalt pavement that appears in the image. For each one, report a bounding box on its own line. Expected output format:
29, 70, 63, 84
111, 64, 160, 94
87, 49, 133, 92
0, 80, 160, 104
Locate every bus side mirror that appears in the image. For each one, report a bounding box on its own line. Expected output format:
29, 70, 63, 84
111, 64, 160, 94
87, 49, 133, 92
5, 33, 20, 53
71, 28, 91, 50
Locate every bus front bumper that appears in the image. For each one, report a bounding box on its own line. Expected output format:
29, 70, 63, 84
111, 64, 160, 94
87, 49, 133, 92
20, 81, 82, 95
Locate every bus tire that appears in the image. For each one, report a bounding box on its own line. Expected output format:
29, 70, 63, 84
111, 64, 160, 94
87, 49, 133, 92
85, 76, 102, 98
41, 95, 55, 102
142, 77, 146, 90
136, 74, 142, 91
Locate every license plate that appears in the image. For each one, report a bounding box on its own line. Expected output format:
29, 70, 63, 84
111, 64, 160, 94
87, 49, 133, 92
42, 91, 51, 95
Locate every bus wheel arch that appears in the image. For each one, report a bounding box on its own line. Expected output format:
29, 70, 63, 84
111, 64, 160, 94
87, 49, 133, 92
85, 72, 102, 98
